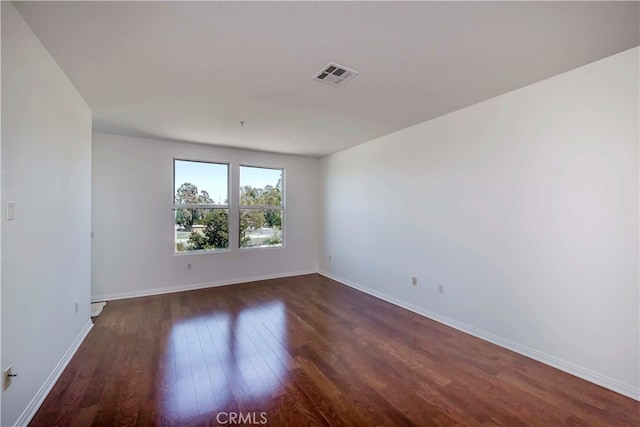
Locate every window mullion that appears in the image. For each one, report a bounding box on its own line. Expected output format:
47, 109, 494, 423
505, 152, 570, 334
174, 204, 228, 210
238, 205, 282, 210
228, 161, 240, 250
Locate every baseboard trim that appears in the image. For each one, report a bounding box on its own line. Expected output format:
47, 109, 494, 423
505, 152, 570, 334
91, 269, 318, 302
318, 270, 640, 402
14, 320, 94, 427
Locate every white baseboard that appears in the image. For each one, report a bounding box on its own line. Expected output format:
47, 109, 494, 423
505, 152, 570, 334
14, 320, 94, 427
91, 269, 317, 302
318, 270, 640, 402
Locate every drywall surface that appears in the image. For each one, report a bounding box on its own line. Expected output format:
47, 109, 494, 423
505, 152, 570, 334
92, 133, 319, 300
320, 48, 639, 398
0, 3, 3, 424
1, 3, 93, 425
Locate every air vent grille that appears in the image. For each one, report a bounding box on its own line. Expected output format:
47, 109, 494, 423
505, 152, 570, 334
313, 62, 358, 86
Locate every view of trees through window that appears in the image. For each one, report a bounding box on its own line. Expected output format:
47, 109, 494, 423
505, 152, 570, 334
240, 165, 283, 248
174, 160, 283, 252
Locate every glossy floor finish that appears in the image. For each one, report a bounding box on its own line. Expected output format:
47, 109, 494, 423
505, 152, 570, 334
31, 274, 638, 426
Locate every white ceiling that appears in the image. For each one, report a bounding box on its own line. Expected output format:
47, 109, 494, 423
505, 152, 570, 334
14, 1, 639, 158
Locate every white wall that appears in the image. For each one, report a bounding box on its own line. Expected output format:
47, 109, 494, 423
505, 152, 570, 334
92, 133, 319, 300
1, 3, 93, 425
0, 3, 3, 424
320, 48, 639, 399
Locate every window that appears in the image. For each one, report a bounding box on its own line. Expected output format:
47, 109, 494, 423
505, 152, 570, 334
240, 165, 284, 248
173, 160, 285, 253
174, 160, 229, 252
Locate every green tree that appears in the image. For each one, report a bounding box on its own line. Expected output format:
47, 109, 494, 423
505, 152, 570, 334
178, 178, 283, 250
175, 183, 213, 230
264, 209, 282, 229
263, 234, 283, 246
239, 213, 252, 248
261, 184, 282, 228
188, 210, 229, 250
240, 185, 260, 205
238, 180, 283, 247
240, 182, 282, 207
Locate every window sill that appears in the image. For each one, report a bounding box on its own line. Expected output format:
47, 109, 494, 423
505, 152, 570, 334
173, 248, 231, 256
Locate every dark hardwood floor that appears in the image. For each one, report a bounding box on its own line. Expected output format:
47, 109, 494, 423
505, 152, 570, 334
31, 274, 638, 426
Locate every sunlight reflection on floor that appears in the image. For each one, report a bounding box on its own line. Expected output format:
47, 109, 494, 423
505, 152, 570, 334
161, 300, 287, 423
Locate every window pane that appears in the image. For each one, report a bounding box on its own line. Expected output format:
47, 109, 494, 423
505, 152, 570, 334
240, 209, 283, 248
175, 160, 228, 205
175, 208, 229, 252
240, 166, 282, 206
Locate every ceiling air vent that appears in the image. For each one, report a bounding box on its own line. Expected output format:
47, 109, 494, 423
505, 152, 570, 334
313, 62, 358, 87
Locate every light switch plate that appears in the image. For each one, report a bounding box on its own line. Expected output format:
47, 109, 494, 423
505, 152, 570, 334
3, 366, 13, 391
7, 201, 15, 221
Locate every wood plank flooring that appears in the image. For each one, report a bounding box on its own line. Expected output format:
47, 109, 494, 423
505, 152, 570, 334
31, 274, 639, 426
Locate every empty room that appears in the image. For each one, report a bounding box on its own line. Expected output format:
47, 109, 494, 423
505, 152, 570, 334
1, 1, 639, 426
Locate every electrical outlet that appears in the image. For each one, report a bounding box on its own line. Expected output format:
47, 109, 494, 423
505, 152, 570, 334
438, 285, 445, 294
411, 277, 418, 286
187, 263, 192, 270
3, 366, 13, 391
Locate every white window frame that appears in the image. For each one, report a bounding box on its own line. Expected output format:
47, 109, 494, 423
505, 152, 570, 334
173, 158, 231, 254
239, 164, 285, 250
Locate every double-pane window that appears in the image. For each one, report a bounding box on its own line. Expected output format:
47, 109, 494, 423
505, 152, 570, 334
240, 166, 284, 248
173, 161, 284, 252
174, 160, 229, 252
